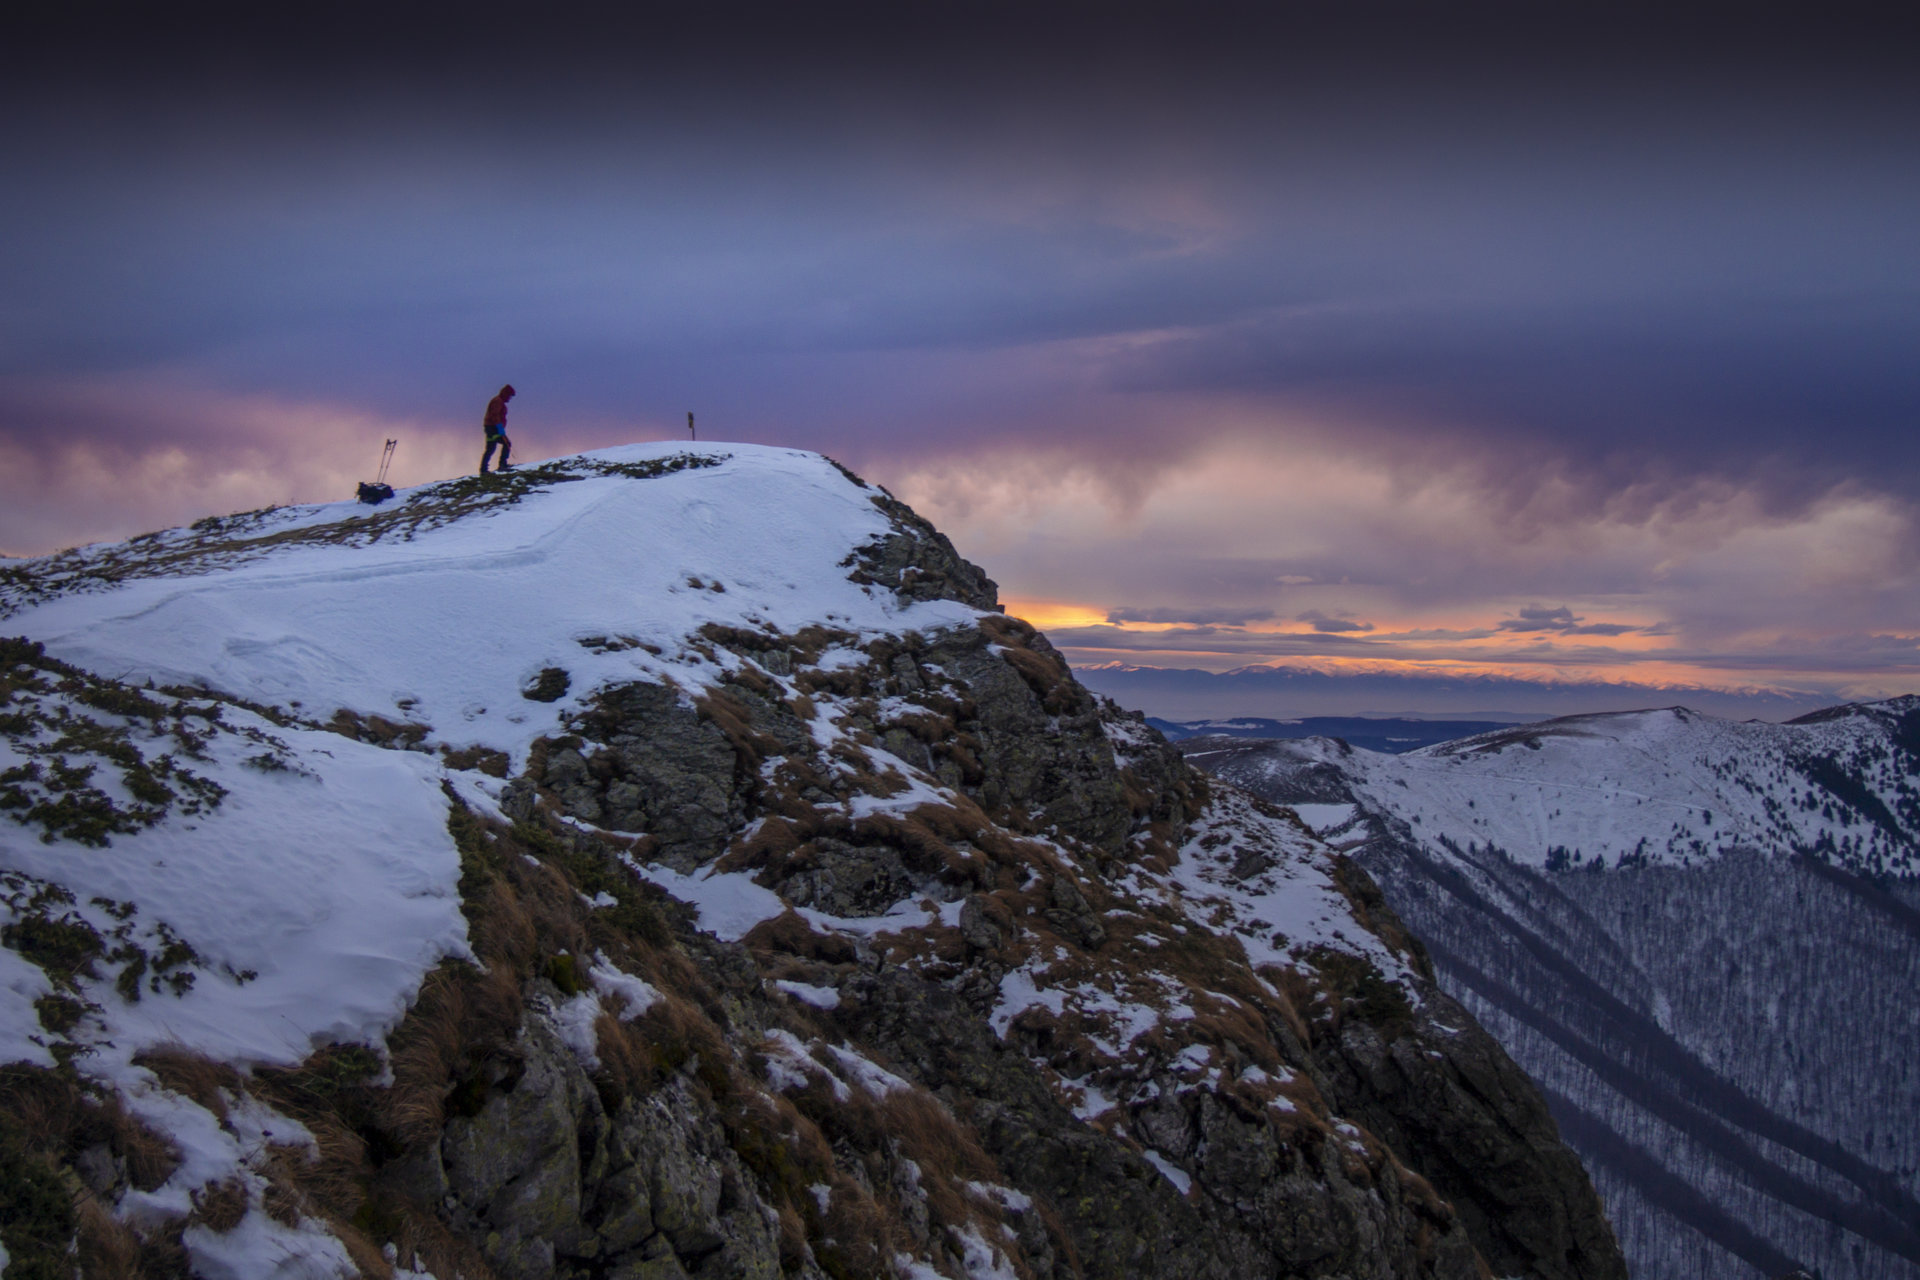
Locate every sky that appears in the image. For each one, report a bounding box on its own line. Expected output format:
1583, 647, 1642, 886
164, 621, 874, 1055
5, 2, 1918, 720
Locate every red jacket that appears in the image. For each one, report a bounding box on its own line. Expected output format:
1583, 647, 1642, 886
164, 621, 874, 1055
484, 395, 510, 432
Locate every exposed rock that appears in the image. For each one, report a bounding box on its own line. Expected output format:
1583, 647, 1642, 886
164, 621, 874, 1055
1313, 974, 1626, 1280
920, 619, 1134, 853
439, 999, 806, 1280
844, 490, 1002, 612
542, 681, 744, 868
501, 587, 1625, 1280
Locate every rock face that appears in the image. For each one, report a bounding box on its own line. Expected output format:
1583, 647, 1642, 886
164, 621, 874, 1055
454, 513, 1624, 1280
0, 448, 1625, 1280
431, 1012, 792, 1280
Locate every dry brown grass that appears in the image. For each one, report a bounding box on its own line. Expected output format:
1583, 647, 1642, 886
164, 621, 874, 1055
24, 770, 1060, 1280
694, 687, 784, 771
113, 1109, 184, 1193
714, 813, 808, 874
133, 1045, 243, 1121
0, 1061, 182, 1192
328, 708, 431, 750
504, 853, 591, 961
724, 663, 779, 698
466, 876, 539, 972
189, 1177, 249, 1232
768, 1043, 1041, 1275
851, 811, 988, 884
976, 613, 1036, 646
334, 1221, 395, 1280
1326, 856, 1434, 980
440, 744, 510, 777
73, 1189, 145, 1278
382, 961, 524, 1147
742, 910, 859, 966
385, 1213, 503, 1280
789, 624, 860, 664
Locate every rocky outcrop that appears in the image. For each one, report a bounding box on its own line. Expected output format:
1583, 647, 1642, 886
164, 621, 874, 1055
471, 525, 1627, 1280
415, 1008, 795, 1280
1311, 975, 1626, 1280
842, 489, 1002, 613
540, 681, 746, 869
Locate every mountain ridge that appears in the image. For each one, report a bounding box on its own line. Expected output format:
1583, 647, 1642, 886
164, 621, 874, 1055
0, 443, 1625, 1280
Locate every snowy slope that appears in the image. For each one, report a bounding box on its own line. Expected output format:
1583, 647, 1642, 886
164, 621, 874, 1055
0, 444, 986, 1069
0, 444, 998, 1277
1233, 703, 1920, 877
4, 443, 982, 774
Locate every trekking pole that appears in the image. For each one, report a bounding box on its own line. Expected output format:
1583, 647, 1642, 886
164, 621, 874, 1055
687, 412, 695, 442
375, 438, 397, 486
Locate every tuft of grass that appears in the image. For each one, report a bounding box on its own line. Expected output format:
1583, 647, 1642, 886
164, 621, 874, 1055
440, 744, 510, 777
328, 708, 431, 751
1302, 948, 1416, 1041
521, 667, 571, 703
134, 1046, 243, 1121
544, 952, 582, 995
189, 1177, 250, 1233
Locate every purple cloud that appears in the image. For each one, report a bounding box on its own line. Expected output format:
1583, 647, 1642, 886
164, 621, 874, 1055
1299, 611, 1374, 633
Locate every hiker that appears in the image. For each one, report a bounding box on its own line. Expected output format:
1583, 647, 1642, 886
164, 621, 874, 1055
480, 384, 515, 475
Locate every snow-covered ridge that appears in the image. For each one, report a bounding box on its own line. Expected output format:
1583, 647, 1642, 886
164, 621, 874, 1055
2, 442, 986, 775
1252, 701, 1920, 877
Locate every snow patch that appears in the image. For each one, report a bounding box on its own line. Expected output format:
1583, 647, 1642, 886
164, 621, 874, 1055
590, 959, 662, 1020
549, 991, 603, 1069
1143, 1150, 1193, 1195
775, 980, 841, 1010
630, 861, 786, 942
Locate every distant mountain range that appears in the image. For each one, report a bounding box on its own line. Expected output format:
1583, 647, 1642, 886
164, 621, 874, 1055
1075, 661, 1839, 723
1147, 715, 1526, 753
1182, 702, 1920, 1280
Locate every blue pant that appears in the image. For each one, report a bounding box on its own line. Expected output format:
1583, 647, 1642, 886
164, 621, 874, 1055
481, 432, 511, 473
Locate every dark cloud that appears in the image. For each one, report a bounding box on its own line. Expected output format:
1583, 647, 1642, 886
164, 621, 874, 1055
1107, 606, 1274, 627
1498, 606, 1581, 633
1299, 611, 1373, 634
1112, 293, 1920, 513
1044, 626, 1380, 657
6, 1, 1916, 516
1492, 607, 1640, 637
